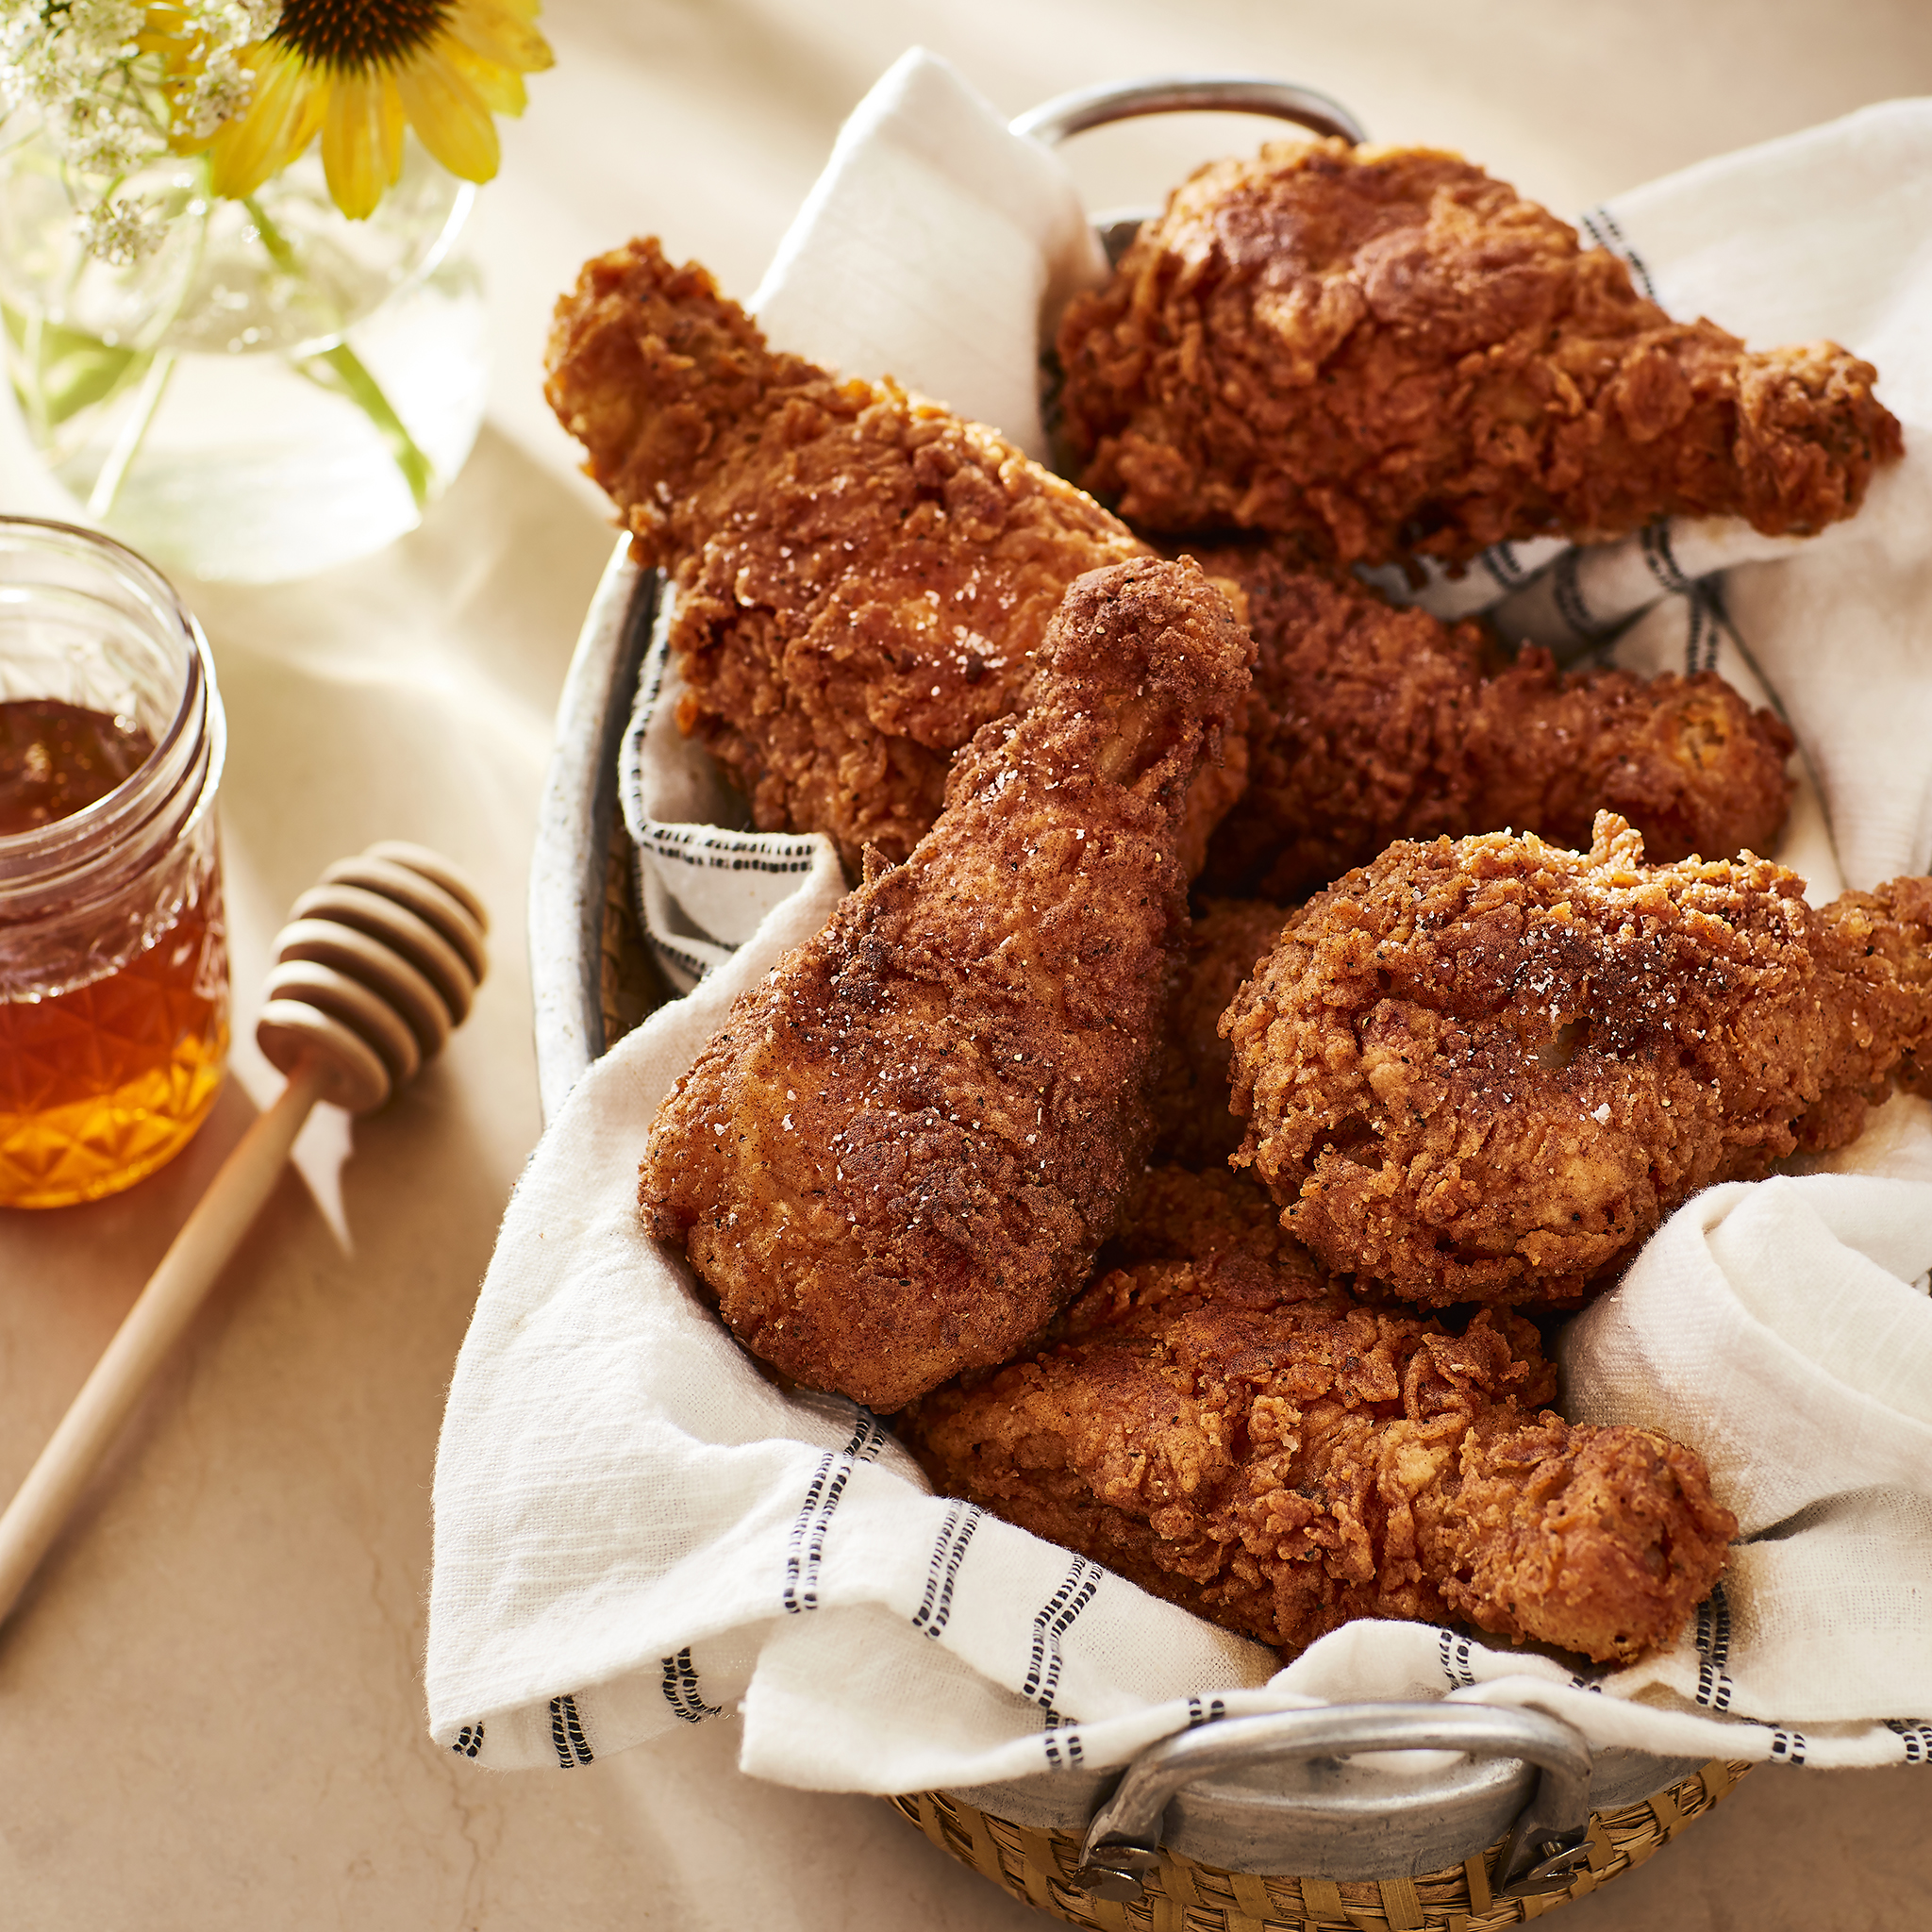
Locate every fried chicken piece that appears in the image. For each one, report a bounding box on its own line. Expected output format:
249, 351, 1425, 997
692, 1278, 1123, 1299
545, 238, 1150, 873
1148, 896, 1290, 1165
1107, 1160, 1323, 1284
641, 559, 1252, 1411
898, 1258, 1733, 1664
1224, 813, 1932, 1306
1181, 543, 1793, 898
1058, 142, 1902, 565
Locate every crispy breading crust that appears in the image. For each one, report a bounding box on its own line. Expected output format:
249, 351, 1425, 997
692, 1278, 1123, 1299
899, 1258, 1733, 1663
1058, 142, 1902, 564
641, 559, 1253, 1411
1224, 813, 1932, 1305
1108, 1160, 1318, 1279
545, 238, 1149, 871
1179, 543, 1794, 896
1148, 897, 1290, 1166
1852, 874, 1932, 1100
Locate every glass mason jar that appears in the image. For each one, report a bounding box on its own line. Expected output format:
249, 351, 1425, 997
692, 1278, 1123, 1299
0, 519, 227, 1208
0, 125, 486, 584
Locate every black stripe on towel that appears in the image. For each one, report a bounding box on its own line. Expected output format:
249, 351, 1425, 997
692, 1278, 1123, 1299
549, 1694, 593, 1768
1640, 521, 1692, 595
1550, 548, 1599, 642
450, 1722, 485, 1759
781, 1411, 888, 1614
1022, 1557, 1101, 1708
911, 1500, 982, 1639
1577, 206, 1658, 301
1042, 1712, 1086, 1770
1694, 1582, 1735, 1711
653, 932, 732, 980
643, 823, 821, 875
1480, 541, 1533, 592
659, 1648, 724, 1724
1685, 588, 1724, 676
1884, 1719, 1932, 1764
1438, 1627, 1477, 1690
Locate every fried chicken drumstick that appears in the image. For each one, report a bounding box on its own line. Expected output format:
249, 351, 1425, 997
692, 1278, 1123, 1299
1184, 543, 1793, 898
545, 238, 1152, 873
899, 1256, 1735, 1664
1225, 813, 1932, 1307
1058, 142, 1902, 565
641, 558, 1252, 1411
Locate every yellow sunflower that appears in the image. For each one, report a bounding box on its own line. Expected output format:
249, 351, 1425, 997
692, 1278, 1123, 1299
172, 0, 553, 220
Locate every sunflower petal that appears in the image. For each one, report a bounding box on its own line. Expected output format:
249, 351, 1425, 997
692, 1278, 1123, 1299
441, 37, 526, 118
443, 0, 555, 75
207, 52, 318, 198
378, 75, 407, 186
288, 75, 329, 155
321, 75, 383, 220
393, 48, 501, 182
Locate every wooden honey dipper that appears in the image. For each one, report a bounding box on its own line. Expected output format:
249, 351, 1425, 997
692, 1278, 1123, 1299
0, 841, 488, 1628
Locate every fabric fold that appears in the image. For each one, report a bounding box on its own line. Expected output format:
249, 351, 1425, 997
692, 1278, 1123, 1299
750, 46, 1108, 459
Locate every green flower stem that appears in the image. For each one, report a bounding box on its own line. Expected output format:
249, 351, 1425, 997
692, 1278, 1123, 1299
301, 341, 435, 510
85, 348, 175, 518
242, 193, 436, 513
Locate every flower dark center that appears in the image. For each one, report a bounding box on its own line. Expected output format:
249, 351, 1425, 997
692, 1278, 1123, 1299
271, 0, 451, 72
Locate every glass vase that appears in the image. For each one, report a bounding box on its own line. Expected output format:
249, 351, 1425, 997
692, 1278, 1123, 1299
0, 122, 487, 583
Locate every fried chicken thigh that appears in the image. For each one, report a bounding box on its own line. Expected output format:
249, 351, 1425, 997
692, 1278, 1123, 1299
641, 559, 1252, 1411
546, 238, 1148, 872
899, 1257, 1734, 1664
1184, 543, 1793, 898
1058, 142, 1901, 565
1224, 813, 1932, 1306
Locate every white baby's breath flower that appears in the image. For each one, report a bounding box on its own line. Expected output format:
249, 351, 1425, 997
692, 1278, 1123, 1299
0, 0, 266, 262
3, 0, 138, 126
52, 90, 157, 172
225, 0, 280, 41
65, 0, 142, 60
168, 0, 280, 66
78, 191, 163, 266
177, 44, 253, 138
0, 6, 41, 97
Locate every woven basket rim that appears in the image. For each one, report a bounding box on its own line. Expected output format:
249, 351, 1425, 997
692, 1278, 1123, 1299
894, 1757, 1753, 1930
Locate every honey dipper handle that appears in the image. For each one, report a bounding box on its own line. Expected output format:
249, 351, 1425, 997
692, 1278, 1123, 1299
0, 1063, 324, 1629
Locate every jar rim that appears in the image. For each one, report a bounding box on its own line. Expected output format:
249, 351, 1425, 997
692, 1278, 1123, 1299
0, 516, 219, 895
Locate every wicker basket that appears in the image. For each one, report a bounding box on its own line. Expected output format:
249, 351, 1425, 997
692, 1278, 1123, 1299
889, 1759, 1752, 1931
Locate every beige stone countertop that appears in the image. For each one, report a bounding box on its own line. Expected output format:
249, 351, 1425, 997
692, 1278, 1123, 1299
3, 2, 1930, 1925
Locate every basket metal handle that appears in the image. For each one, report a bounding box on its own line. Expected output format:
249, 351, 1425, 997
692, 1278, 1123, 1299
1011, 75, 1366, 150
1074, 1701, 1594, 1903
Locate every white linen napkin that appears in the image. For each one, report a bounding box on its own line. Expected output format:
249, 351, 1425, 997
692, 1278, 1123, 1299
428, 66, 1932, 1785
750, 45, 1108, 462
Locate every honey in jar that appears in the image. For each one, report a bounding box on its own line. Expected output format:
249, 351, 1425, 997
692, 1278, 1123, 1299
0, 523, 228, 1209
